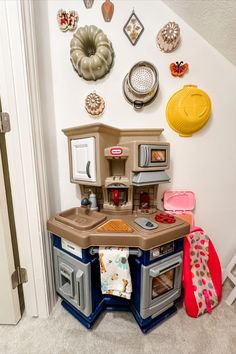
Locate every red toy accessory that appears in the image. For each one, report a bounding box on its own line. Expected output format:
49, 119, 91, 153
170, 61, 188, 77
155, 213, 175, 224
182, 227, 222, 318
113, 190, 119, 206
140, 192, 150, 210
57, 9, 78, 32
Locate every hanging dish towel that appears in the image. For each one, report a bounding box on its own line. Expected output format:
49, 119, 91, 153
99, 247, 132, 299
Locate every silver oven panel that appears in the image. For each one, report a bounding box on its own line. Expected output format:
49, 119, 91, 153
139, 144, 169, 168
53, 247, 92, 317
140, 251, 183, 319
150, 241, 174, 260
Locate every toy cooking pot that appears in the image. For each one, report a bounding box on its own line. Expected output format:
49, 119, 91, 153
166, 85, 211, 137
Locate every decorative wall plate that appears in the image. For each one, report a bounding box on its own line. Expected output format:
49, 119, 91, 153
57, 9, 78, 32
157, 21, 180, 53
101, 0, 114, 22
170, 61, 188, 77
83, 0, 94, 9
85, 92, 105, 117
123, 10, 144, 46
70, 25, 114, 81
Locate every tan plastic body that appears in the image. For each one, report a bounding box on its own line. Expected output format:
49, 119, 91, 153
48, 123, 190, 250
62, 123, 167, 213
47, 208, 190, 250
62, 124, 167, 184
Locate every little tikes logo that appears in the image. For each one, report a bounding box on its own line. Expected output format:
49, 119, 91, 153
110, 148, 123, 155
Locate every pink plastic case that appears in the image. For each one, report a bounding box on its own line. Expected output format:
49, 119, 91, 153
163, 190, 195, 227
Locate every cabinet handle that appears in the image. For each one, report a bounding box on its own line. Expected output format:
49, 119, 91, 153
145, 145, 149, 166
76, 269, 85, 310
86, 161, 91, 178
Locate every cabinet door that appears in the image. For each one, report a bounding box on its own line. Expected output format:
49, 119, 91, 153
71, 137, 96, 182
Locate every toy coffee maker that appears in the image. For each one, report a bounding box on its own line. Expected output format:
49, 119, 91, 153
102, 146, 133, 213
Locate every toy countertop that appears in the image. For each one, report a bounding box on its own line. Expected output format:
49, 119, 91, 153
47, 209, 190, 250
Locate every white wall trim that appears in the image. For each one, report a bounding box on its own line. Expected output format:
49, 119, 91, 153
0, 0, 55, 317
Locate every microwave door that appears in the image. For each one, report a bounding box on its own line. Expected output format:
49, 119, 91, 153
140, 145, 149, 167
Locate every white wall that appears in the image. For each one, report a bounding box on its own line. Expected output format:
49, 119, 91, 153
163, 0, 236, 66
34, 0, 236, 268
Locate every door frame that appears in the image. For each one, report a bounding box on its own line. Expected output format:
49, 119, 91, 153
0, 0, 55, 317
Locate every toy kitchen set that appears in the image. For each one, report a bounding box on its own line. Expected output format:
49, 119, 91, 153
47, 123, 190, 333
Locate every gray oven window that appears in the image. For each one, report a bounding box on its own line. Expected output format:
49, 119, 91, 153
152, 268, 175, 299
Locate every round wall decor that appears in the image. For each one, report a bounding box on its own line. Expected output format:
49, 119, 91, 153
70, 25, 114, 81
166, 85, 211, 137
85, 92, 105, 117
157, 22, 180, 53
123, 61, 159, 110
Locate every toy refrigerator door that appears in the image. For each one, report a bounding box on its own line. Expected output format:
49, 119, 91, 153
53, 247, 92, 317
71, 137, 96, 182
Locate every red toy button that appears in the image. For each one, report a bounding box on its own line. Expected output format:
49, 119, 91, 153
155, 213, 176, 224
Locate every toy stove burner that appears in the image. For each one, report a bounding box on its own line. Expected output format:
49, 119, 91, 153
155, 213, 176, 224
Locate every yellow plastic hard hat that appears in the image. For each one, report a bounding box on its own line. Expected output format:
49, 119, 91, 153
166, 85, 211, 137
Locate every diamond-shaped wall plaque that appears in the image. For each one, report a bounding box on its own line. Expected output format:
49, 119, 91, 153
123, 10, 144, 46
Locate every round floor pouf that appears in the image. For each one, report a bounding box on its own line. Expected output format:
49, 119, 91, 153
70, 25, 114, 81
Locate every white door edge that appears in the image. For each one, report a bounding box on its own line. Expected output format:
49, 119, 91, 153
0, 0, 56, 317
0, 144, 21, 324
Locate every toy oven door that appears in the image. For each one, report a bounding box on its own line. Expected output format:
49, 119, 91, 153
140, 252, 183, 319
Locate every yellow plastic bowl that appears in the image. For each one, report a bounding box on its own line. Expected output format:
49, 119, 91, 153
166, 85, 211, 137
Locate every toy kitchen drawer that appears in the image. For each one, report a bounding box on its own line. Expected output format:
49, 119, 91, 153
163, 190, 195, 227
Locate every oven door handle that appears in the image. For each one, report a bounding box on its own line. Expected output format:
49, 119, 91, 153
149, 256, 182, 278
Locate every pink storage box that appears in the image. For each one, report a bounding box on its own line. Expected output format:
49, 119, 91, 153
163, 190, 195, 227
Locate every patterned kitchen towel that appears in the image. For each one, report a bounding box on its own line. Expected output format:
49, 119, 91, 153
99, 247, 132, 299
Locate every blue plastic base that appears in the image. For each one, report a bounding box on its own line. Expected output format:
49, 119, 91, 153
60, 294, 178, 334
53, 234, 184, 334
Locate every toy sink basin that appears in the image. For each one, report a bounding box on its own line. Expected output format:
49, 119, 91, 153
55, 207, 107, 231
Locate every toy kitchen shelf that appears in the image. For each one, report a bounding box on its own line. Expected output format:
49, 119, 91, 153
47, 123, 190, 333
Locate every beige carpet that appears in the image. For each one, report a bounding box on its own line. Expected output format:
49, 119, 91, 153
0, 282, 235, 354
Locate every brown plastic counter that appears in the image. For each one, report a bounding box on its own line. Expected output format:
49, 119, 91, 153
47, 209, 190, 250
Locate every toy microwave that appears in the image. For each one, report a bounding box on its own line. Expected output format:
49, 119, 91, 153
139, 144, 169, 168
